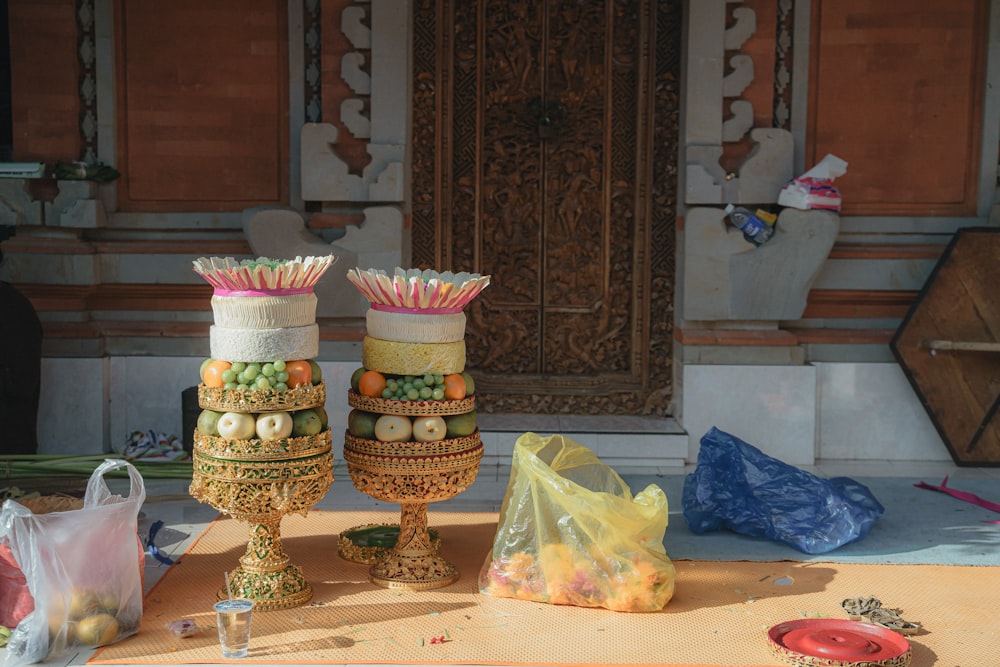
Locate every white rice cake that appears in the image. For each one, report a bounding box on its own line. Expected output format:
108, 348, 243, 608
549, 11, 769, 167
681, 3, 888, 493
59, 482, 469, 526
210, 324, 319, 362
211, 292, 317, 329
365, 309, 467, 343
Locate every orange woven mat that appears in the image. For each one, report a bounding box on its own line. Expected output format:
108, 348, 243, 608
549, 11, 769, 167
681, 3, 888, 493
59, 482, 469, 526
89, 510, 998, 666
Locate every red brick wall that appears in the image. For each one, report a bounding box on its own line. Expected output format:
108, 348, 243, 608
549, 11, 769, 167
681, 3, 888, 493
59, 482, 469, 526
8, 0, 82, 164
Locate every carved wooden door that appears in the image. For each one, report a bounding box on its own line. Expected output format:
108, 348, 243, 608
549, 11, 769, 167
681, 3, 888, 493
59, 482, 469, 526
412, 0, 679, 416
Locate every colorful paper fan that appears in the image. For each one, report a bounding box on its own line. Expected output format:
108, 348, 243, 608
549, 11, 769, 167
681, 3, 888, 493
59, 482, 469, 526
346, 267, 490, 313
193, 255, 337, 293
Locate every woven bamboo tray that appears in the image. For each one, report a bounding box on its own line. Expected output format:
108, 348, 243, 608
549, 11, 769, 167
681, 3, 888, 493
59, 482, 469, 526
343, 430, 480, 457
199, 381, 326, 412
347, 389, 475, 416
194, 428, 333, 461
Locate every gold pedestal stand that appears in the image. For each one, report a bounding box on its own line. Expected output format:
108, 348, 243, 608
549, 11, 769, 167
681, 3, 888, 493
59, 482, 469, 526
189, 382, 333, 610
343, 391, 482, 590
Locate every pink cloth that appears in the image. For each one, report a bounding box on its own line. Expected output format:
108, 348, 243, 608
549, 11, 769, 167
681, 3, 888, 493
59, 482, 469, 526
915, 476, 1000, 524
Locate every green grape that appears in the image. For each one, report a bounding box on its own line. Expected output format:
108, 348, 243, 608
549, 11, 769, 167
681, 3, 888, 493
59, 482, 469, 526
276, 371, 289, 383
402, 382, 414, 393
256, 376, 271, 389
381, 388, 394, 399
431, 387, 445, 400
433, 374, 444, 385
419, 386, 433, 399
262, 363, 276, 377
413, 378, 425, 389
231, 361, 247, 373
224, 382, 238, 390
406, 388, 420, 400
422, 374, 435, 386
237, 371, 249, 385
273, 359, 286, 371
386, 379, 399, 392
237, 383, 249, 390
244, 365, 260, 380
274, 382, 288, 391
221, 369, 237, 383
404, 375, 416, 384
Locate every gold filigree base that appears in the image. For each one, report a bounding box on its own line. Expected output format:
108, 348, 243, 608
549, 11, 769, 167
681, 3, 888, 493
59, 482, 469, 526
219, 563, 313, 611
370, 552, 460, 590
366, 502, 459, 590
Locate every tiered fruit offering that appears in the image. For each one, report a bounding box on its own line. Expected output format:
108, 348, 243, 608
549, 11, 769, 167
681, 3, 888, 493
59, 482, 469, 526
188, 255, 336, 610
342, 266, 490, 590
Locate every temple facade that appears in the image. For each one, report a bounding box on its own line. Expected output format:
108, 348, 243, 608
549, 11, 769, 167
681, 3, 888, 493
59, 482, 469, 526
2, 0, 998, 468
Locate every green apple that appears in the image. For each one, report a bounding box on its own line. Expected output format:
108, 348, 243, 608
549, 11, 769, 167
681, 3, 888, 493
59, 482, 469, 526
313, 405, 329, 427
196, 409, 223, 436
350, 366, 367, 392
412, 416, 447, 442
292, 409, 324, 436
374, 414, 413, 442
445, 411, 477, 438
460, 371, 475, 395
348, 409, 378, 438
255, 411, 294, 440
308, 360, 323, 384
217, 412, 256, 440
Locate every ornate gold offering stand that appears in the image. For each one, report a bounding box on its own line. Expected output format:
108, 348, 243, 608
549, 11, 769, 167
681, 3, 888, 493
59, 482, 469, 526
343, 392, 482, 590
190, 382, 333, 610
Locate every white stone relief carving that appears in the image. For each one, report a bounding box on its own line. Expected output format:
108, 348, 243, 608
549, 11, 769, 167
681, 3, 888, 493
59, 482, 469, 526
722, 54, 754, 98
342, 6, 371, 49
724, 6, 756, 50
341, 52, 371, 95
341, 99, 371, 138
301, 123, 403, 202
722, 99, 754, 142
683, 0, 794, 205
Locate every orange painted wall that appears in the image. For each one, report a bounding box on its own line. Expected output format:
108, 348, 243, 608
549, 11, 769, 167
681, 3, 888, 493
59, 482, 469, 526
8, 0, 82, 163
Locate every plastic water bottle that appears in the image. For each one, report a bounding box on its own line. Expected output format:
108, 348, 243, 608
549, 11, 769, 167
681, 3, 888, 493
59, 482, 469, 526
725, 204, 773, 245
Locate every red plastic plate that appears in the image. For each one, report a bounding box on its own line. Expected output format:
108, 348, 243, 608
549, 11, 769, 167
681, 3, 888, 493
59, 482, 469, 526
768, 619, 911, 666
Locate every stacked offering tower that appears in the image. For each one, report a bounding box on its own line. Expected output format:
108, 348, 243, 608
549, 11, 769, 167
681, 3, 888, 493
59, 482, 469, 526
188, 255, 336, 610
343, 267, 490, 589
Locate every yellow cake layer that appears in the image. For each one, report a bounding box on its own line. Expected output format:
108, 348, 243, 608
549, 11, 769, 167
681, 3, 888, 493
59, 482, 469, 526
362, 336, 465, 376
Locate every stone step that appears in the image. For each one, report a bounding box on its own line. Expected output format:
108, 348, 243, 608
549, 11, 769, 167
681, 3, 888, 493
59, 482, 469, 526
477, 413, 689, 477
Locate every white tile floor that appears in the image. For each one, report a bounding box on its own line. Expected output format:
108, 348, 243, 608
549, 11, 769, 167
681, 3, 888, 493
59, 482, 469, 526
16, 458, 1000, 667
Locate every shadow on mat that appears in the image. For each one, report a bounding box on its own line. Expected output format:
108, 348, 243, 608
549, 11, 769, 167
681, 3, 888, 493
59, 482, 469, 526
661, 561, 838, 613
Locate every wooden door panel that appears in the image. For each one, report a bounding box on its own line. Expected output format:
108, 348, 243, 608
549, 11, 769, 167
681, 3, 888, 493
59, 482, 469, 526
412, 0, 680, 415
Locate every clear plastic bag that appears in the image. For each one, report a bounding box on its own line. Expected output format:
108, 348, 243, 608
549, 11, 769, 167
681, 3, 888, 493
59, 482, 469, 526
682, 427, 884, 554
0, 460, 146, 666
479, 433, 675, 612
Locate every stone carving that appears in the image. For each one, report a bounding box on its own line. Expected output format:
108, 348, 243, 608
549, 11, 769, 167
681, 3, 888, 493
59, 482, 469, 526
683, 207, 840, 321
683, 0, 796, 205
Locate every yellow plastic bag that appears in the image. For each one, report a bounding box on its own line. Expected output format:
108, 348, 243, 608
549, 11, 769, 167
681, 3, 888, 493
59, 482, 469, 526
478, 433, 675, 612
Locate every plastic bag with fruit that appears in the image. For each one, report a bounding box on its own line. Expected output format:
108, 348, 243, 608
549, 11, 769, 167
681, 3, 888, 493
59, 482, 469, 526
479, 433, 675, 612
0, 459, 146, 667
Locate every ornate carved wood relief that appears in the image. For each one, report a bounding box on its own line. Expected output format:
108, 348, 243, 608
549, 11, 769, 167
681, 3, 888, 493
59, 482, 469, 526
412, 0, 680, 416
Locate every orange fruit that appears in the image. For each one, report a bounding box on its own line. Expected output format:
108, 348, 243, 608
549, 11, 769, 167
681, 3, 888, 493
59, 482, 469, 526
442, 373, 467, 400
285, 360, 313, 388
358, 370, 387, 397
202, 360, 231, 388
